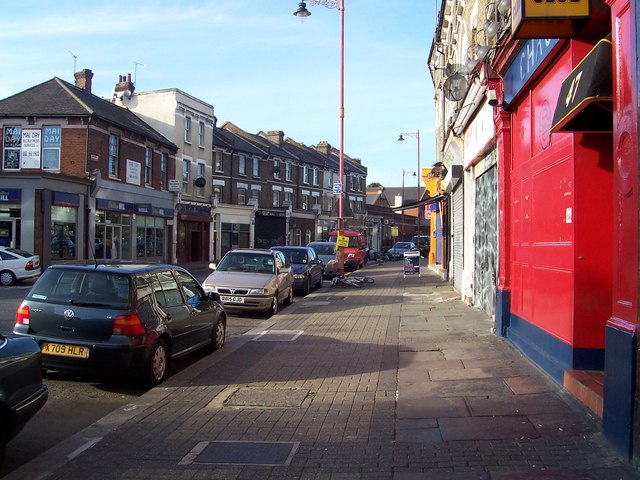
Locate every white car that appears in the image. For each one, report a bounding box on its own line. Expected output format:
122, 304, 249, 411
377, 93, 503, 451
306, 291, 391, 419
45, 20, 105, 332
0, 247, 41, 286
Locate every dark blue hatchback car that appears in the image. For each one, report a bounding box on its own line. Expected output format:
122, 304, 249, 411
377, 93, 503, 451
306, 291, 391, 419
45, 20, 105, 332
14, 263, 226, 386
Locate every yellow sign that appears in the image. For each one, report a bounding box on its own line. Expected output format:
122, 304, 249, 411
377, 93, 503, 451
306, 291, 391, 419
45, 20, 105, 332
336, 235, 349, 248
391, 226, 399, 237
522, 0, 589, 18
512, 0, 590, 38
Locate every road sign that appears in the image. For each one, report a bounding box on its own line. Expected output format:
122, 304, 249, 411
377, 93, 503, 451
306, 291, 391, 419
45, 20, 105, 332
333, 183, 342, 194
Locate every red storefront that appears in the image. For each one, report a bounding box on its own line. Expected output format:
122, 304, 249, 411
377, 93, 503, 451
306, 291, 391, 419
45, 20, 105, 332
493, 0, 640, 461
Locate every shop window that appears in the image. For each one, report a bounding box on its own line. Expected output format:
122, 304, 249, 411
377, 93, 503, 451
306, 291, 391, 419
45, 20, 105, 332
136, 216, 165, 258
51, 206, 77, 259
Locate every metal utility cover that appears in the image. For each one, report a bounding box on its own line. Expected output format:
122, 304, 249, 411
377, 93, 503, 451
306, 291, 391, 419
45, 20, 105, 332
226, 387, 310, 408
180, 440, 299, 466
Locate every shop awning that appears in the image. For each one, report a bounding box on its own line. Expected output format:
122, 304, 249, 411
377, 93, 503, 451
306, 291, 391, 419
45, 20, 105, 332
391, 194, 447, 212
551, 36, 613, 133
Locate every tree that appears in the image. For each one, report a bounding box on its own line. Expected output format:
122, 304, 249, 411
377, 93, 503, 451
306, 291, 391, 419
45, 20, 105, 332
368, 182, 382, 188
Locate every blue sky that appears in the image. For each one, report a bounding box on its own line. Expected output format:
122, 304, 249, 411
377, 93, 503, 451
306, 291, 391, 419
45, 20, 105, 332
1, 0, 437, 188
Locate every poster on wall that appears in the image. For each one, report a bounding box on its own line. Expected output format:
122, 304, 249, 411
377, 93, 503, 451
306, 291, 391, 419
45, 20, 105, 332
20, 129, 41, 169
126, 159, 141, 185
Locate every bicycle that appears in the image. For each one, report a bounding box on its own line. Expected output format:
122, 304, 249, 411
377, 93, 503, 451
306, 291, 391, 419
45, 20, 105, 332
331, 275, 375, 288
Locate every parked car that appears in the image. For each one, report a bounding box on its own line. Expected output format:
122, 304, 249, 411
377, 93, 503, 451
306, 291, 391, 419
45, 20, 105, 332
307, 241, 339, 279
13, 263, 226, 386
410, 235, 431, 257
0, 246, 41, 286
271, 246, 323, 295
0, 334, 48, 467
203, 249, 294, 316
387, 241, 417, 260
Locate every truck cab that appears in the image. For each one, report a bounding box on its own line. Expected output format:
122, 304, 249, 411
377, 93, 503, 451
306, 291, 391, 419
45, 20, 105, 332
328, 230, 366, 271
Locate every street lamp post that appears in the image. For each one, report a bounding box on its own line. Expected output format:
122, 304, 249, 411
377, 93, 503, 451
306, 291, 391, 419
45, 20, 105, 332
400, 169, 416, 215
398, 130, 422, 255
294, 0, 347, 277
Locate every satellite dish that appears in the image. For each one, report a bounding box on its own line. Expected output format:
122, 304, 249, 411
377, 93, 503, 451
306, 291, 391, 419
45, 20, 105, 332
443, 74, 468, 101
123, 90, 132, 99
445, 63, 468, 76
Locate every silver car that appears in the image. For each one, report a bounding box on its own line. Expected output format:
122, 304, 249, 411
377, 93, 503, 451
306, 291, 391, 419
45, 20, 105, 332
203, 249, 294, 316
307, 241, 339, 278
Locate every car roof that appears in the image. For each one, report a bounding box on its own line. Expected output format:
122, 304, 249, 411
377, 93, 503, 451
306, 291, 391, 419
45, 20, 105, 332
226, 248, 276, 255
47, 262, 189, 275
271, 246, 307, 250
308, 241, 334, 245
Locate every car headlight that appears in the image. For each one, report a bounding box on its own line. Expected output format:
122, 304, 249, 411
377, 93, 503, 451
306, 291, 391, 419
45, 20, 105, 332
347, 253, 355, 258
293, 273, 306, 279
249, 288, 268, 295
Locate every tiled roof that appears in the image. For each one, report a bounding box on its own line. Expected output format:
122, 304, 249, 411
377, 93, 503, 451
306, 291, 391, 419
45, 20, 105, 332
0, 78, 177, 150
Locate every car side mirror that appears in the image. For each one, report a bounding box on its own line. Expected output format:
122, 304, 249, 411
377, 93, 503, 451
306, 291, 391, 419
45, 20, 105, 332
209, 262, 217, 271
208, 291, 221, 302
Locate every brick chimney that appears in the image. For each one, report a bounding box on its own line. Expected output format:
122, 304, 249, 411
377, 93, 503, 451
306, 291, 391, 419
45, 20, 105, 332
315, 141, 332, 155
266, 130, 284, 146
114, 73, 135, 96
74, 69, 94, 93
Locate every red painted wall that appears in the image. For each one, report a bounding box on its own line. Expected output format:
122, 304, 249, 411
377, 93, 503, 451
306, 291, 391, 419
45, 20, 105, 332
509, 42, 614, 349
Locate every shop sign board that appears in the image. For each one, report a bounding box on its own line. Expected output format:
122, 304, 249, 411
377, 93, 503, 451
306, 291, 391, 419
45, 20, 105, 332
512, 0, 590, 39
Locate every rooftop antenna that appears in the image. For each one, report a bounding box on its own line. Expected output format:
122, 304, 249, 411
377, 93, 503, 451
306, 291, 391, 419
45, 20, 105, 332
68, 50, 77, 76
134, 61, 146, 86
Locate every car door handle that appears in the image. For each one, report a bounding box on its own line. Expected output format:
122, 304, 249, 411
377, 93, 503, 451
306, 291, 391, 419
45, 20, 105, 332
165, 313, 172, 322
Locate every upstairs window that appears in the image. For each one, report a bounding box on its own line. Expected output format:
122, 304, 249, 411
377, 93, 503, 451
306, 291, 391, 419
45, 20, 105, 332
238, 188, 246, 205
214, 151, 223, 172
273, 159, 280, 179
273, 190, 280, 207
3, 126, 21, 170
160, 153, 168, 190
182, 159, 190, 194
196, 162, 205, 196
198, 121, 205, 147
184, 116, 192, 143
312, 167, 318, 186
144, 147, 153, 185
302, 165, 309, 184
239, 155, 246, 175
42, 125, 61, 171
252, 157, 259, 177
285, 162, 292, 181
108, 134, 119, 177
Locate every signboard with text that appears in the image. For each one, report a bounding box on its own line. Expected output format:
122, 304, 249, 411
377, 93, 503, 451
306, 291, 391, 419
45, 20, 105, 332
512, 0, 590, 38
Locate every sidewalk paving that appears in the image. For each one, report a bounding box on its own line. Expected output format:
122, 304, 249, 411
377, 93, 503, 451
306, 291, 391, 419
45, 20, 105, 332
8, 260, 639, 479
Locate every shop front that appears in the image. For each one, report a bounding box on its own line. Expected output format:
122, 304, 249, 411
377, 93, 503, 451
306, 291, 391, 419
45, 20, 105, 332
176, 202, 212, 263
254, 209, 287, 249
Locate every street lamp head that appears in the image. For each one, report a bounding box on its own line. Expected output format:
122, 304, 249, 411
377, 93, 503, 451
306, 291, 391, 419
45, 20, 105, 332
294, 1, 311, 21
397, 134, 405, 143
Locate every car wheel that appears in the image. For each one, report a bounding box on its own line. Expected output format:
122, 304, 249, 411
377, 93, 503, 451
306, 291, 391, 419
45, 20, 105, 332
144, 339, 168, 386
267, 293, 279, 316
210, 317, 226, 351
0, 270, 15, 286
284, 286, 294, 306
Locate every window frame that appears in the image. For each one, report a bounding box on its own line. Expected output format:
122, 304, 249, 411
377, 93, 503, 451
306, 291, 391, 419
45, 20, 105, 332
144, 147, 153, 186
108, 134, 119, 178
184, 116, 192, 144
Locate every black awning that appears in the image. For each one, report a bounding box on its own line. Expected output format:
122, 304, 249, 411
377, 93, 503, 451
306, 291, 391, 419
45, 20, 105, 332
551, 36, 613, 133
391, 194, 447, 212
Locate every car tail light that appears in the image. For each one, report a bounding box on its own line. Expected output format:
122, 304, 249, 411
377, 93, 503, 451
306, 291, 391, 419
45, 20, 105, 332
16, 303, 30, 325
112, 313, 145, 336
25, 260, 35, 271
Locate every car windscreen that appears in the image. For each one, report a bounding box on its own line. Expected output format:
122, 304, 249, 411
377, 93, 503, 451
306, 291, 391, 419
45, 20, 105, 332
27, 269, 131, 308
2, 247, 33, 258
309, 244, 335, 255
275, 249, 307, 265
217, 253, 275, 274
